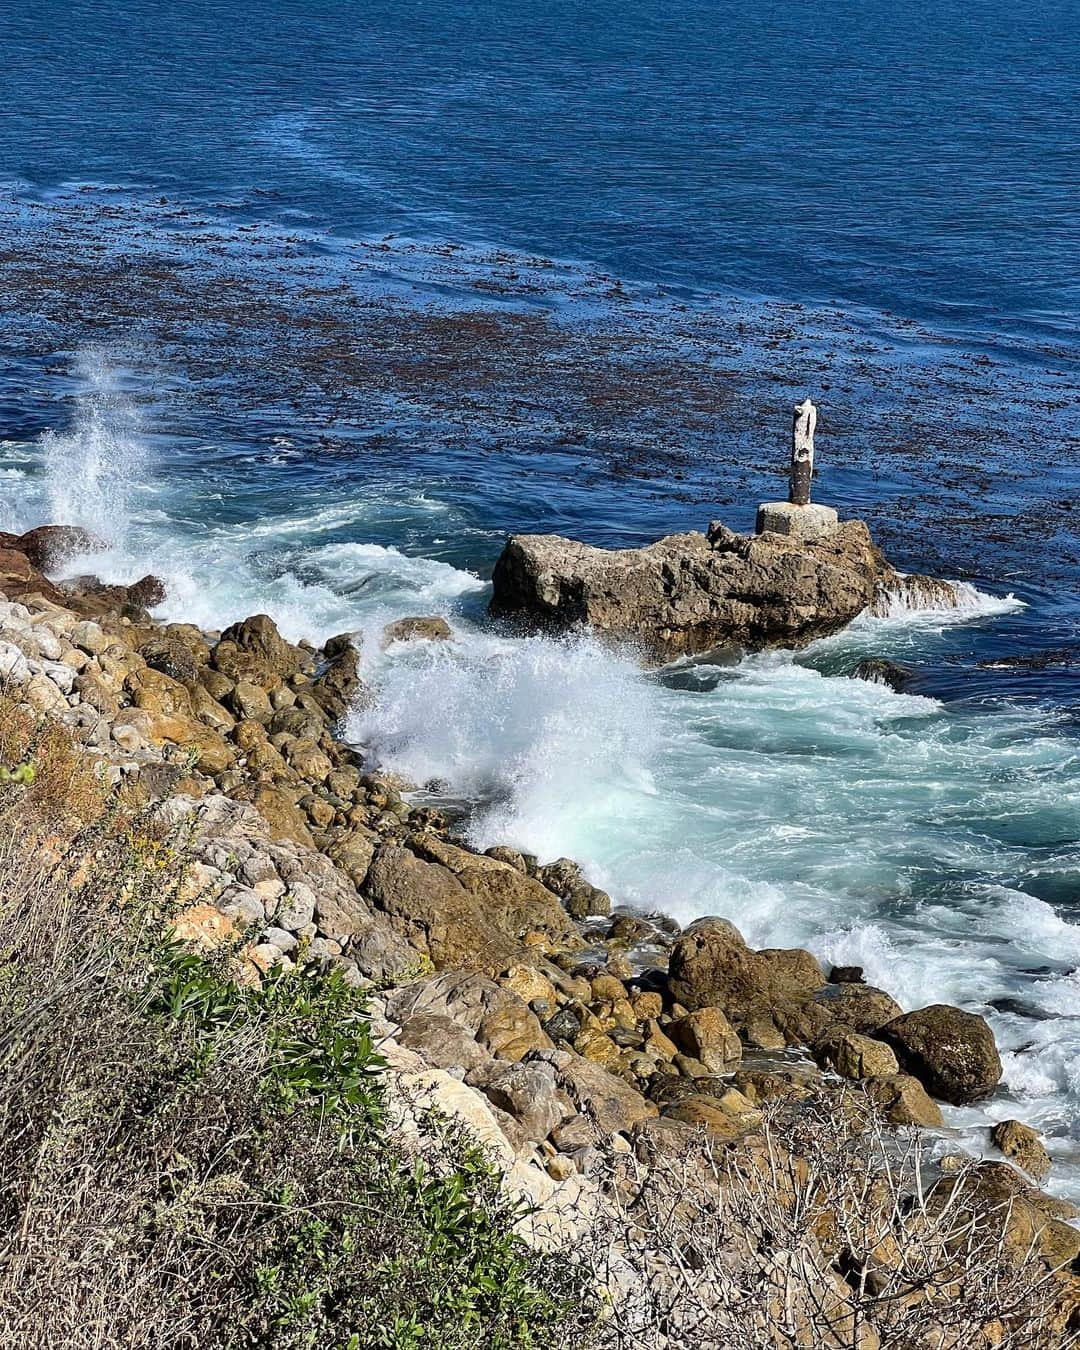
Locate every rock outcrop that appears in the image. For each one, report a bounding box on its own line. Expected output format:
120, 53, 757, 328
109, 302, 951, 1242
490, 517, 961, 661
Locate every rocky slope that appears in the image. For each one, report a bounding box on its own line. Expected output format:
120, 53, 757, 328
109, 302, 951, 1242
490, 517, 963, 661
1, 525, 1076, 1342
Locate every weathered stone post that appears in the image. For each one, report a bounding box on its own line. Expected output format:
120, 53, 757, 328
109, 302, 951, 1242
754, 397, 838, 542
789, 397, 816, 506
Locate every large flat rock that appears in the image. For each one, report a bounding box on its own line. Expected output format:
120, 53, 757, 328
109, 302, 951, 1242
490, 518, 929, 661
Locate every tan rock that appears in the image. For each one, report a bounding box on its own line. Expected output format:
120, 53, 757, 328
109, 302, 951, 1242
499, 965, 559, 1007
865, 1073, 943, 1127
172, 902, 236, 952
669, 1006, 742, 1071
813, 1026, 899, 1080
237, 784, 315, 849
991, 1119, 1051, 1181
662, 1088, 763, 1141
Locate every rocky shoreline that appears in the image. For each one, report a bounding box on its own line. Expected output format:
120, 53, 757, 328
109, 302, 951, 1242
1, 520, 1078, 1340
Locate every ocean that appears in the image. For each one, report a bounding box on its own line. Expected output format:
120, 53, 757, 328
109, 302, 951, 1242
1, 0, 1078, 1184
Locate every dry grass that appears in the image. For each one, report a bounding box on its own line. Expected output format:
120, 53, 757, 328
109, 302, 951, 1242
587, 1093, 1080, 1349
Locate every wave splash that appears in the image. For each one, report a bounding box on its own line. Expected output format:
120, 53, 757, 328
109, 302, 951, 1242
39, 349, 149, 547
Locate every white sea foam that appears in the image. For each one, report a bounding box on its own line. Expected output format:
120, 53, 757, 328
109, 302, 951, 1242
872, 576, 1024, 623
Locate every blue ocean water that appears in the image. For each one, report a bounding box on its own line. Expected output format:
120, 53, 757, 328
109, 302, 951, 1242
1, 0, 1079, 1179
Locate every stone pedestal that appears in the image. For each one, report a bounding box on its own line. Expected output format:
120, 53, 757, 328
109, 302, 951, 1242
755, 501, 839, 542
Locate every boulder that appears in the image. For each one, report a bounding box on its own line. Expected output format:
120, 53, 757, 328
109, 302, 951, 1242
219, 614, 306, 679
397, 1012, 493, 1075
990, 1119, 1051, 1181
407, 835, 579, 949
364, 844, 522, 972
812, 1026, 899, 1080
16, 525, 106, 570
880, 1004, 1002, 1104
140, 631, 206, 684
471, 1060, 569, 1141
387, 971, 552, 1063
382, 615, 452, 645
668, 1007, 742, 1072
666, 917, 825, 1023
489, 519, 951, 661
865, 1074, 944, 1127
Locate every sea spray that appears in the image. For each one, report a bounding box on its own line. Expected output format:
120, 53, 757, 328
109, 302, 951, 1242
352, 630, 663, 868
39, 348, 149, 547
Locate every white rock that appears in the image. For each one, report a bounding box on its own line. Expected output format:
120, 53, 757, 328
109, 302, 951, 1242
37, 659, 75, 694
32, 626, 63, 660
0, 642, 30, 684
263, 925, 298, 953
274, 882, 316, 931
112, 723, 145, 753
755, 501, 839, 542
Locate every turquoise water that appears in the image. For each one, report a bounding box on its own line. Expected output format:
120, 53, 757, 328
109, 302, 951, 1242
0, 0, 1079, 1182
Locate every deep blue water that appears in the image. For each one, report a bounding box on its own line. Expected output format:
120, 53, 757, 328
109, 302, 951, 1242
2, 0, 1080, 1179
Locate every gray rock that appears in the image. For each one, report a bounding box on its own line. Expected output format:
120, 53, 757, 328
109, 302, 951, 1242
472, 1060, 568, 1141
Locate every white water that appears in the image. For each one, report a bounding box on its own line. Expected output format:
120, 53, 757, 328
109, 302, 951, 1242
5, 357, 1080, 1193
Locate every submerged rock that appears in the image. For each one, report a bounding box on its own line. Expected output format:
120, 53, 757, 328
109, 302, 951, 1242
852, 658, 913, 692
382, 615, 452, 645
490, 517, 959, 661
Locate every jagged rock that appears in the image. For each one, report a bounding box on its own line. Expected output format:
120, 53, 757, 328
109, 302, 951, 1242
219, 614, 306, 679
387, 971, 553, 1062
528, 1047, 658, 1135
309, 644, 366, 721
869, 573, 960, 616
16, 525, 106, 570
490, 519, 949, 661
852, 658, 913, 692
382, 615, 452, 645
59, 573, 163, 617
0, 548, 67, 607
881, 1004, 1002, 1104
991, 1119, 1051, 1181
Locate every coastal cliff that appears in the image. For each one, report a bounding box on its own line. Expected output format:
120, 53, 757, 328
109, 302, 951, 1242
1, 526, 1076, 1348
